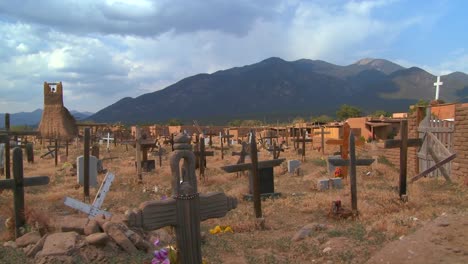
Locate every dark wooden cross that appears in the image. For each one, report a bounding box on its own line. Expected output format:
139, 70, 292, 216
326, 123, 363, 178
232, 141, 249, 164
260, 130, 278, 149
328, 131, 374, 215
221, 132, 284, 225
126, 133, 237, 264
291, 128, 312, 161
314, 126, 331, 155
193, 135, 214, 180
204, 131, 217, 147
221, 130, 234, 147
1, 114, 41, 178
0, 148, 49, 238
382, 119, 422, 200
267, 141, 284, 159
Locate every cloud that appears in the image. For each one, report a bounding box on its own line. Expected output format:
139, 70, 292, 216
0, 0, 450, 113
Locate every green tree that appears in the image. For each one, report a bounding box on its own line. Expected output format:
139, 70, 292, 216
311, 115, 333, 123
167, 118, 182, 126
371, 110, 391, 118
228, 119, 242, 127
240, 120, 263, 127
336, 104, 362, 120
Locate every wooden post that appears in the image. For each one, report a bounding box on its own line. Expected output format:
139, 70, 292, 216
250, 132, 261, 219
54, 138, 58, 167
194, 135, 214, 180
5, 113, 10, 179
349, 132, 358, 214
65, 140, 69, 157
136, 127, 142, 182
84, 128, 90, 201
220, 132, 224, 160
399, 120, 408, 199
302, 129, 306, 161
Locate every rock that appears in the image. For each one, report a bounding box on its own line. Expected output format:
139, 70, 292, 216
292, 223, 327, 242
84, 220, 101, 235
94, 214, 109, 230
323, 247, 332, 253
16, 231, 42, 247
60, 216, 88, 235
3, 240, 17, 248
25, 234, 48, 258
149, 228, 173, 246
23, 244, 35, 254
104, 222, 138, 254
85, 233, 109, 247
125, 229, 151, 251
38, 232, 78, 256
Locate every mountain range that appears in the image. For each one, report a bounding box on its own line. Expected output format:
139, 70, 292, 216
0, 109, 94, 128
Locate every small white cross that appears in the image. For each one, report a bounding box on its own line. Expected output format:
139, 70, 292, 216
103, 133, 114, 151
434, 76, 443, 100
64, 172, 115, 219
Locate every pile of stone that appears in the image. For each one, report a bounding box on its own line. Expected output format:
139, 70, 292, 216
3, 214, 173, 262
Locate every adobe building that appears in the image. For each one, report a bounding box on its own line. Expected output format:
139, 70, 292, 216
38, 82, 78, 140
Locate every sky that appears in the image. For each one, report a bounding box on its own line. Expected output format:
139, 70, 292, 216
0, 0, 467, 114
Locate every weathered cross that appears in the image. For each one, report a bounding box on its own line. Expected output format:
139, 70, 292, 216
433, 76, 443, 100
204, 131, 217, 147
328, 132, 374, 215
267, 141, 284, 159
193, 135, 214, 180
314, 126, 331, 155
381, 119, 422, 200
103, 132, 114, 152
0, 148, 49, 238
221, 131, 284, 226
260, 130, 278, 149
64, 172, 115, 219
326, 123, 363, 178
126, 133, 237, 263
291, 128, 312, 161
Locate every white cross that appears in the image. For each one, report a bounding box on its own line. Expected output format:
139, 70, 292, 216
434, 76, 443, 100
64, 172, 115, 219
102, 132, 114, 151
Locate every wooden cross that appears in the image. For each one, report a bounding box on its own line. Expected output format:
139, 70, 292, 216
221, 132, 284, 223
326, 123, 363, 178
64, 172, 115, 219
267, 141, 284, 159
314, 126, 330, 155
328, 132, 374, 215
232, 141, 249, 164
260, 131, 278, 148
0, 148, 49, 238
221, 130, 234, 147
126, 133, 237, 263
193, 135, 214, 180
382, 119, 422, 200
291, 128, 312, 161
204, 131, 217, 147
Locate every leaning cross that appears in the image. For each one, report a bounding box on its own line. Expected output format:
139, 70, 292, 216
0, 148, 49, 238
193, 135, 214, 180
434, 76, 443, 100
328, 132, 374, 215
381, 119, 422, 200
221, 132, 284, 223
126, 133, 237, 264
326, 123, 363, 178
64, 172, 115, 219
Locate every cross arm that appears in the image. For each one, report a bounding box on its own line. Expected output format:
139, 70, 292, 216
382, 138, 422, 149
291, 139, 313, 142
328, 158, 374, 166
200, 192, 237, 221
194, 151, 214, 156
220, 158, 285, 173
0, 176, 49, 190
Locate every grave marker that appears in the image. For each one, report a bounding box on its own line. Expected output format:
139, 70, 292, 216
126, 133, 237, 263
64, 172, 115, 219
0, 148, 49, 237
314, 126, 330, 155
193, 135, 214, 180
328, 132, 374, 215
77, 155, 98, 187
291, 129, 312, 161
25, 143, 34, 163
287, 160, 301, 174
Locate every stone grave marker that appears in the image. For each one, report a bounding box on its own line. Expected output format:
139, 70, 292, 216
317, 178, 343, 190
287, 160, 301, 174
126, 133, 237, 263
77, 155, 98, 187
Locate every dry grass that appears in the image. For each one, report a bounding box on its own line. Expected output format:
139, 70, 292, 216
1, 141, 467, 263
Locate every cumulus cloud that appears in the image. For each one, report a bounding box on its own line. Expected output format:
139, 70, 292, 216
0, 0, 460, 113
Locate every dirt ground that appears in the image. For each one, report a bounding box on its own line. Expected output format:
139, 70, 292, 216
1, 137, 467, 263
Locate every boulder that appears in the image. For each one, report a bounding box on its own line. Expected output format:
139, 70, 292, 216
85, 233, 109, 247
103, 222, 138, 254
60, 216, 88, 235
16, 231, 42, 247
84, 220, 101, 235
38, 232, 78, 256
25, 234, 48, 258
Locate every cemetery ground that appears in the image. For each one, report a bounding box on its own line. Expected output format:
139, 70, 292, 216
1, 139, 467, 264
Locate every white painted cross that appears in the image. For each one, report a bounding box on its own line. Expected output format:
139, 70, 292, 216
434, 76, 443, 100
64, 172, 115, 219
102, 133, 114, 151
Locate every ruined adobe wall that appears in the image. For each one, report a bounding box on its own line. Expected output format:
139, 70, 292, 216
452, 104, 468, 180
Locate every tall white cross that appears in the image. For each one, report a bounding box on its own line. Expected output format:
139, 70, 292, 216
434, 76, 443, 100
103, 132, 114, 151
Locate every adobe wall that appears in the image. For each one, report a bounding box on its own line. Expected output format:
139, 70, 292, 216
452, 104, 468, 180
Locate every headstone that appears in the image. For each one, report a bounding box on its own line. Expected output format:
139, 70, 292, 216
25, 143, 34, 163
287, 160, 301, 174
77, 155, 98, 187
248, 167, 274, 194
317, 178, 343, 190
